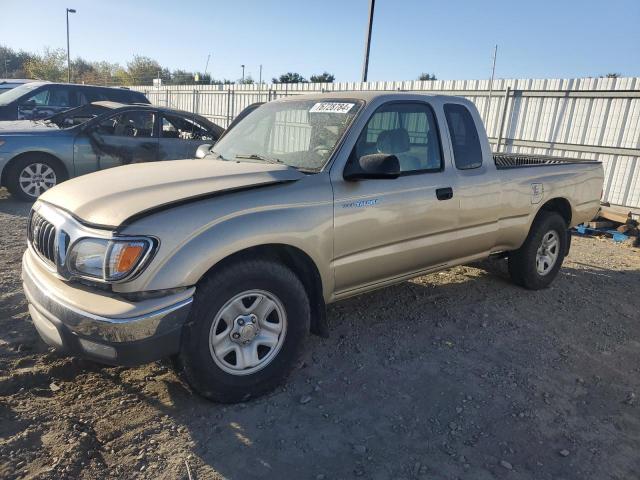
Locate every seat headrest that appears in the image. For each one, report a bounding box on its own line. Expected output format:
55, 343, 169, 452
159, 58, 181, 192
376, 128, 410, 154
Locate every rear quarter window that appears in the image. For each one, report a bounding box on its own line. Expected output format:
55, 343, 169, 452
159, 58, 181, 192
444, 103, 483, 170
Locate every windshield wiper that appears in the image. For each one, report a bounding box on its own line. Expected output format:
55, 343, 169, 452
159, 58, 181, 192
209, 150, 228, 161
235, 153, 284, 165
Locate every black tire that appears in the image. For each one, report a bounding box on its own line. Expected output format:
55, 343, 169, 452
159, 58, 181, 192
508, 211, 568, 290
5, 154, 65, 202
178, 259, 310, 403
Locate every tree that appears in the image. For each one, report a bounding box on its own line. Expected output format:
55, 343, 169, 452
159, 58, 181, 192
91, 61, 122, 85
603, 73, 621, 78
0, 45, 33, 78
171, 69, 195, 85
24, 48, 66, 81
418, 73, 437, 81
127, 55, 163, 85
114, 67, 133, 86
272, 72, 307, 83
238, 75, 255, 84
310, 72, 335, 83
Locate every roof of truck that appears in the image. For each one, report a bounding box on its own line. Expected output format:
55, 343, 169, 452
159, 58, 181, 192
271, 90, 468, 104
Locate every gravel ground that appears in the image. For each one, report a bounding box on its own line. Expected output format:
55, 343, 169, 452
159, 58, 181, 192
1, 189, 639, 480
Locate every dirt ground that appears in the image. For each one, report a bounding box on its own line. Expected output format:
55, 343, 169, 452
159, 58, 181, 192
1, 189, 639, 480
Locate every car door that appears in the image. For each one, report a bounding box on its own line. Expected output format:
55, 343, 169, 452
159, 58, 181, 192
73, 109, 158, 175
17, 85, 76, 120
442, 102, 501, 255
331, 101, 460, 294
158, 113, 221, 160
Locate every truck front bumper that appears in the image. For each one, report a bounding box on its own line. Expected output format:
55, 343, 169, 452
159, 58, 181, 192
22, 251, 194, 366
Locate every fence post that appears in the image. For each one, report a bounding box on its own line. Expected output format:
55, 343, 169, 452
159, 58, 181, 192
496, 86, 511, 152
165, 89, 169, 108
230, 90, 235, 122
226, 88, 231, 126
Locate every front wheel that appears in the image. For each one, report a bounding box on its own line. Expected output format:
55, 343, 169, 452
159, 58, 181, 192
6, 155, 64, 201
508, 211, 568, 290
178, 259, 310, 403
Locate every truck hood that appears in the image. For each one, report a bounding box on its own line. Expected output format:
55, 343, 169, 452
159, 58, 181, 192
39, 159, 305, 228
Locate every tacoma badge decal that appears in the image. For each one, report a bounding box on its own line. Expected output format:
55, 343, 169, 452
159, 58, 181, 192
342, 199, 379, 209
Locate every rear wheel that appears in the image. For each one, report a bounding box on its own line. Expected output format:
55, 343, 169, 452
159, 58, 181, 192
178, 259, 310, 403
508, 211, 567, 290
6, 154, 64, 201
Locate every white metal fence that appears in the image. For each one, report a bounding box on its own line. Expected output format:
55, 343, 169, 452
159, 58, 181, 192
132, 77, 640, 210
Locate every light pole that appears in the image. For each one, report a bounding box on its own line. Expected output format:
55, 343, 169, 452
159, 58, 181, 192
241, 64, 245, 83
361, 0, 375, 82
66, 8, 76, 83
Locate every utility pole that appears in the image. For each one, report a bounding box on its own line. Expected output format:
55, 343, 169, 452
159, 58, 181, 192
66, 8, 76, 83
204, 53, 211, 80
259, 64, 263, 85
361, 0, 375, 82
485, 44, 498, 120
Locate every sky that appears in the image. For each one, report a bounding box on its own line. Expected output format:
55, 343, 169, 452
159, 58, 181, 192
1, 0, 639, 82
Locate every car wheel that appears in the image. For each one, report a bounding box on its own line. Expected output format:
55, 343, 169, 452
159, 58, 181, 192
508, 211, 568, 290
178, 259, 310, 403
6, 155, 64, 201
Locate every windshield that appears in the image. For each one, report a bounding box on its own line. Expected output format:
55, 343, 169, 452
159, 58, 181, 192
212, 99, 363, 171
0, 82, 43, 106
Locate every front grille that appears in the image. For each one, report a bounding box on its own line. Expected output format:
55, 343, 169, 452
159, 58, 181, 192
28, 210, 57, 265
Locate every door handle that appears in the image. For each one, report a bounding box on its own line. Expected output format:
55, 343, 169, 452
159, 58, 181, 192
436, 187, 454, 201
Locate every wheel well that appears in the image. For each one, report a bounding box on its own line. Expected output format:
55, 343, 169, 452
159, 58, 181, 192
538, 198, 572, 226
199, 244, 328, 337
1, 151, 69, 187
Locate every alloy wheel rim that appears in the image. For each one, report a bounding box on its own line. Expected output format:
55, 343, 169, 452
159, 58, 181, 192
536, 230, 560, 276
208, 289, 287, 375
19, 163, 57, 198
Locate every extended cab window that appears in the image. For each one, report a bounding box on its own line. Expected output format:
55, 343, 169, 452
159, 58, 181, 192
95, 111, 155, 137
444, 103, 483, 170
352, 102, 442, 173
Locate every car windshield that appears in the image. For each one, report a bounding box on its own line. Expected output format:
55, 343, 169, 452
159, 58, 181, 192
211, 99, 363, 171
0, 82, 43, 106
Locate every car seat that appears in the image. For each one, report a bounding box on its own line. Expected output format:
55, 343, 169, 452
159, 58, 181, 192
376, 128, 421, 171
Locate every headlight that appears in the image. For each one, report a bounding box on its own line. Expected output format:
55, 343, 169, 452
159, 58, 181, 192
67, 237, 155, 282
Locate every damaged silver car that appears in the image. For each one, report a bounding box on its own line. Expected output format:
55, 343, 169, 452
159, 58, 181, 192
0, 101, 224, 200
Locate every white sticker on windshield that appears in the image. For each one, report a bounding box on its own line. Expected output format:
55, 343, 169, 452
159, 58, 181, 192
309, 102, 355, 114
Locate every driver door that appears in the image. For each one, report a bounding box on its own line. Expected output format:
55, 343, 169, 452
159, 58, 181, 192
332, 101, 459, 294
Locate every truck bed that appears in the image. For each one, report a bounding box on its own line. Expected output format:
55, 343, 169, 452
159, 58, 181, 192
493, 153, 601, 170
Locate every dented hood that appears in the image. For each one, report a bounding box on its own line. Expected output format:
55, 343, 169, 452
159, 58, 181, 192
39, 159, 304, 228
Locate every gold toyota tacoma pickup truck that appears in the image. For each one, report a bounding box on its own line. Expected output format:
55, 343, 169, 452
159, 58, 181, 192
22, 92, 603, 402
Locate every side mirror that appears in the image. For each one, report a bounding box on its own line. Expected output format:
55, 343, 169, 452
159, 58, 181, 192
195, 143, 212, 159
344, 153, 400, 180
